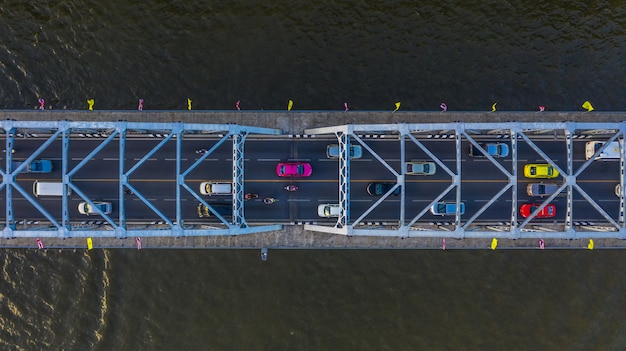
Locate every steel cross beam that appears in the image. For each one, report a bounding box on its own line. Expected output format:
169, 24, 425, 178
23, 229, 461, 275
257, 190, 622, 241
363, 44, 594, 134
232, 132, 247, 228
0, 120, 282, 238
350, 133, 401, 226
565, 127, 574, 232
336, 132, 350, 228
509, 128, 519, 236
181, 134, 231, 225
304, 122, 626, 238
621, 127, 626, 226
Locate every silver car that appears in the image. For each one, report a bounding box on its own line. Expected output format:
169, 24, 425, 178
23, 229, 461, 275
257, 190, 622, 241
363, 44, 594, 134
317, 204, 341, 217
78, 201, 112, 215
527, 183, 559, 197
405, 162, 436, 175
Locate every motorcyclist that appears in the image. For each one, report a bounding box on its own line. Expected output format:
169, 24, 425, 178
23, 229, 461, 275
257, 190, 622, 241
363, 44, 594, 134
245, 193, 258, 200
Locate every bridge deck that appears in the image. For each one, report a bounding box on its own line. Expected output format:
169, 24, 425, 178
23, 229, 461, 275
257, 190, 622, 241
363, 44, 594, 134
2, 109, 625, 250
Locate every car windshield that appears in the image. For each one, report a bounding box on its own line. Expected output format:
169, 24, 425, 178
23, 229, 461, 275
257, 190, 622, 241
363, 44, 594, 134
547, 167, 553, 176
530, 167, 536, 175
422, 164, 429, 173
437, 204, 446, 213
296, 165, 304, 174
84, 204, 92, 212
324, 207, 331, 216
538, 185, 545, 193
280, 166, 286, 174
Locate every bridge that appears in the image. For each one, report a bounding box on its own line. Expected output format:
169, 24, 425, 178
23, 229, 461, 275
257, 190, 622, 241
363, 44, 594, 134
2, 110, 626, 249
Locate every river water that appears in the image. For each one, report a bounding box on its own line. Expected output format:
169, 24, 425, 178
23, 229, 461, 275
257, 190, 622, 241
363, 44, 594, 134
1, 1, 626, 350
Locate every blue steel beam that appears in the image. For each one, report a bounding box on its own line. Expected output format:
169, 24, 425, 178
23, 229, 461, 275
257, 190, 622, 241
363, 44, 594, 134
119, 128, 127, 231
232, 132, 247, 227
0, 120, 282, 238
621, 127, 626, 226
337, 132, 350, 228
305, 122, 626, 238
510, 129, 519, 232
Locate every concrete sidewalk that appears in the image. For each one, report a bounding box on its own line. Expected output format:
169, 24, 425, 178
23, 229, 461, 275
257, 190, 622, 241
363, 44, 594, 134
2, 109, 624, 134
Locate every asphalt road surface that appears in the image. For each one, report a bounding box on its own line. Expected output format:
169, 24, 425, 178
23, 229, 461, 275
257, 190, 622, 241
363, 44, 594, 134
0, 135, 621, 225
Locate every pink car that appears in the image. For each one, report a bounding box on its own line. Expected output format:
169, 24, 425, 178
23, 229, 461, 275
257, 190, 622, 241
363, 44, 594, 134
276, 162, 312, 177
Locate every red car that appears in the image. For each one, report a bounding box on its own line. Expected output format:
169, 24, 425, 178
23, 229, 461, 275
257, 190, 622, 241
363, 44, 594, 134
519, 203, 556, 218
276, 162, 312, 177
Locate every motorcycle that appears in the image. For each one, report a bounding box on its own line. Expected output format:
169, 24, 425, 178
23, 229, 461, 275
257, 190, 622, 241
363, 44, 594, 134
284, 184, 298, 192
244, 193, 259, 200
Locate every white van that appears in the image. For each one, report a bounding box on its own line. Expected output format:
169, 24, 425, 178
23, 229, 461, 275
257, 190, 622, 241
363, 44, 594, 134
200, 182, 232, 195
585, 141, 622, 160
33, 180, 71, 197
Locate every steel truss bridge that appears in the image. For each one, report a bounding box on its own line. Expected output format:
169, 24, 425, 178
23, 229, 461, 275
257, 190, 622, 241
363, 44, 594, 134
1, 120, 626, 240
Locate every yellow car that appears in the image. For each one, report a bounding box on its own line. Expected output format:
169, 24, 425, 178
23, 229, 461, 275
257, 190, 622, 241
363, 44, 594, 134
524, 164, 559, 179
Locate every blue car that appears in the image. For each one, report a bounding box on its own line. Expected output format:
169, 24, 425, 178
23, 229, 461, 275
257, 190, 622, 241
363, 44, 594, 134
469, 143, 509, 158
430, 202, 465, 216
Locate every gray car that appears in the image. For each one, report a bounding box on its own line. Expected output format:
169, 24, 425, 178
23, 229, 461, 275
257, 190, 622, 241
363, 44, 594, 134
527, 183, 559, 197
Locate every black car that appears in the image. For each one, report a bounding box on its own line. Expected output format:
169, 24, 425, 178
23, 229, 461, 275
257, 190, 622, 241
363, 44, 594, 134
366, 182, 401, 196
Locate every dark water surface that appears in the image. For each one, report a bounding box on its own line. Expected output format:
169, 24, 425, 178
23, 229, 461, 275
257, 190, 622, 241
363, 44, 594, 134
1, 1, 626, 350
2, 249, 626, 350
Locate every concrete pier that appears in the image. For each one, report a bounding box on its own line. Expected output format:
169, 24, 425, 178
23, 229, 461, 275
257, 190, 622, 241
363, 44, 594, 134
2, 109, 626, 250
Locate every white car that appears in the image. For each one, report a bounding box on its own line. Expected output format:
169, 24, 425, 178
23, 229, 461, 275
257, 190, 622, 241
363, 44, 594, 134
317, 204, 341, 217
326, 144, 363, 159
78, 201, 112, 215
405, 161, 436, 175
199, 182, 232, 195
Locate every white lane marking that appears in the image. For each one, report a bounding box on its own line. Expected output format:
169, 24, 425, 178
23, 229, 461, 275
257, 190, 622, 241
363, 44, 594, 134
258, 159, 281, 161
103, 158, 119, 161
287, 199, 311, 202
318, 159, 335, 162
287, 158, 311, 161
351, 159, 373, 162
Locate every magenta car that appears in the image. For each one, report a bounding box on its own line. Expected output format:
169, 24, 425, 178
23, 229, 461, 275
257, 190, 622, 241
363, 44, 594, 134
276, 162, 312, 177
